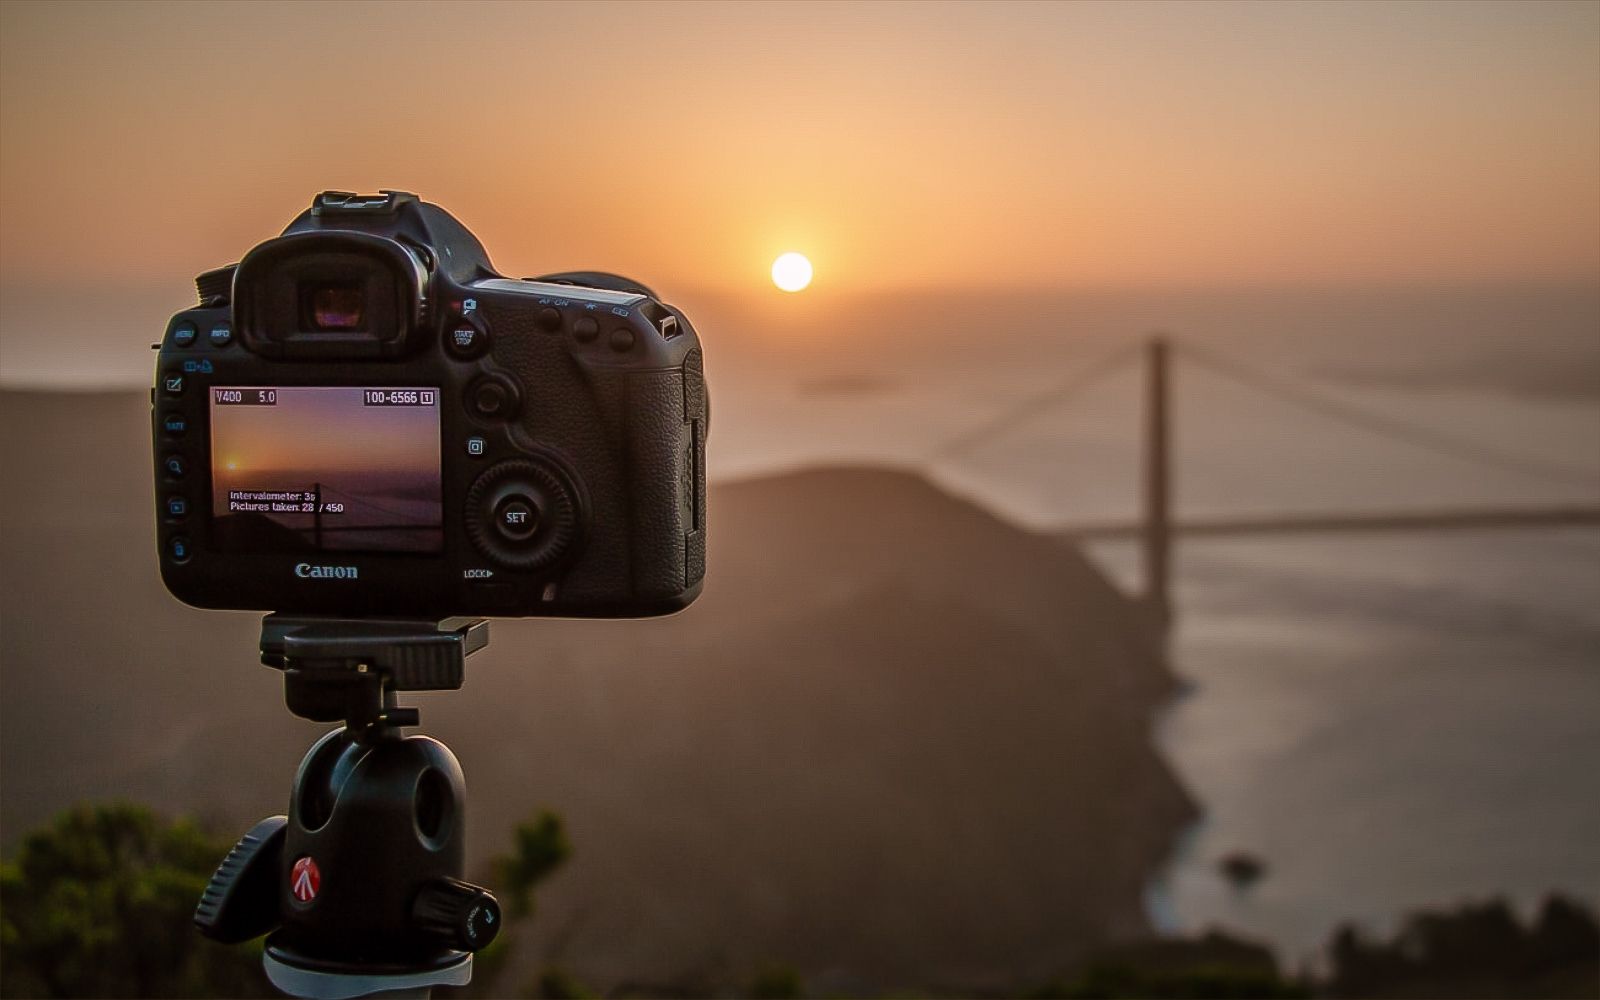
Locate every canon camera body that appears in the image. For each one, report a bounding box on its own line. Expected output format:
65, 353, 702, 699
152, 191, 707, 618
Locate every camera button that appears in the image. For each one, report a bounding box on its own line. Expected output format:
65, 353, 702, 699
165, 496, 189, 521
208, 324, 233, 347
168, 535, 192, 563
608, 328, 635, 353
467, 376, 520, 421
163, 454, 187, 479
573, 317, 599, 342
171, 322, 197, 347
494, 496, 540, 541
445, 319, 490, 360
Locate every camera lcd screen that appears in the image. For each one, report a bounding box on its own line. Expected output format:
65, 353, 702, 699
209, 386, 443, 554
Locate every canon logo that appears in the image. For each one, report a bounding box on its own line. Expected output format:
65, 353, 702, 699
295, 562, 359, 580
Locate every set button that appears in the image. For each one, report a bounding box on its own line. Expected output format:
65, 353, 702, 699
161, 412, 188, 436
494, 495, 540, 541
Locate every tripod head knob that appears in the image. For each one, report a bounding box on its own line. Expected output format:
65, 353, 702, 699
411, 877, 502, 952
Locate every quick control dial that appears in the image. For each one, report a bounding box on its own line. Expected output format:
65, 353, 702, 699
464, 458, 582, 571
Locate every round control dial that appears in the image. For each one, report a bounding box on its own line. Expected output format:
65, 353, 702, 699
465, 459, 582, 571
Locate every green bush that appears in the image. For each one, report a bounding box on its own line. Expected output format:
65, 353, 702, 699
0, 803, 270, 998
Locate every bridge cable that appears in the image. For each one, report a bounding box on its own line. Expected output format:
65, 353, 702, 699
1177, 341, 1599, 490
929, 342, 1144, 460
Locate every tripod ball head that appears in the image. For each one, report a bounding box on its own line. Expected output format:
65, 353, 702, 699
197, 726, 500, 990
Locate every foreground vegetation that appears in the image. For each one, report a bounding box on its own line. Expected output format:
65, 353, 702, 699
2, 804, 1595, 998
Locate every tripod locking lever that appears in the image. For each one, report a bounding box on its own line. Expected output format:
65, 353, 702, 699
195, 815, 287, 944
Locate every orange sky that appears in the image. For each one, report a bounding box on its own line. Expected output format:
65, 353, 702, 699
1, 0, 1597, 297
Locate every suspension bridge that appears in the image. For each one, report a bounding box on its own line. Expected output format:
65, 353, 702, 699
931, 335, 1600, 634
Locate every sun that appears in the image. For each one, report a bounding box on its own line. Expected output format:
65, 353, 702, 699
771, 252, 813, 292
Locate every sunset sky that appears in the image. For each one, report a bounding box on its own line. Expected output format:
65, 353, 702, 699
1, 0, 1596, 303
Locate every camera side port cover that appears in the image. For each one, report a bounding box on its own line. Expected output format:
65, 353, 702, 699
464, 458, 582, 571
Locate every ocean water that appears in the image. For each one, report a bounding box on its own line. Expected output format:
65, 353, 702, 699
1109, 529, 1600, 963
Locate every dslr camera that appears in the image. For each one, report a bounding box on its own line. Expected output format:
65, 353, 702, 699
153, 191, 707, 618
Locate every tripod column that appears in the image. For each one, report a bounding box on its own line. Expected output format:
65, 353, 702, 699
1143, 334, 1172, 642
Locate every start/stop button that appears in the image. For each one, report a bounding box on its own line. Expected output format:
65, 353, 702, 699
445, 314, 490, 359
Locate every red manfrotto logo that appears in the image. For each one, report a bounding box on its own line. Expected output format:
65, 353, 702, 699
291, 856, 321, 903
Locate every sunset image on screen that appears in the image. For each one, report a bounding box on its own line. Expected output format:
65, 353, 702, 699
208, 386, 442, 553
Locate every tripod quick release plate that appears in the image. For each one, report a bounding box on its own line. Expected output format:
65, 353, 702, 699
260, 616, 489, 726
